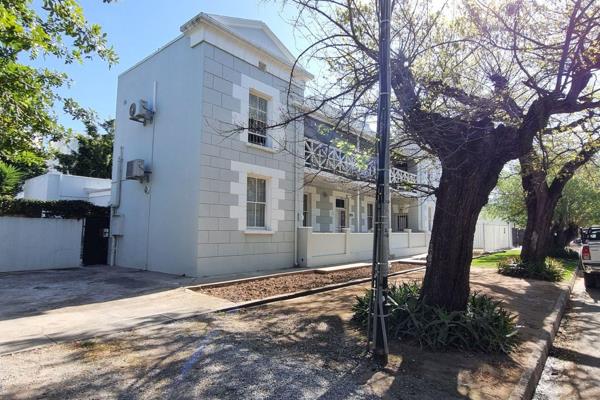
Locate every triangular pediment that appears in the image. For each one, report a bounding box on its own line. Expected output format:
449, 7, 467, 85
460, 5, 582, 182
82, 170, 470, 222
207, 14, 296, 64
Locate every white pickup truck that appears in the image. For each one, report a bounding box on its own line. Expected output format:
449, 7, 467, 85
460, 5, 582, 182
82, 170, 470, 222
581, 226, 600, 289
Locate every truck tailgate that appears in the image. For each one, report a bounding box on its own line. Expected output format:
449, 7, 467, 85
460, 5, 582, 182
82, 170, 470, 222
589, 242, 600, 263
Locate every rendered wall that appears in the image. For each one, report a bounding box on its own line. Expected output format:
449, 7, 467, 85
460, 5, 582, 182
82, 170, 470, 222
473, 218, 513, 252
195, 42, 304, 276
22, 173, 110, 205
112, 36, 205, 276
297, 227, 430, 268
0, 217, 82, 272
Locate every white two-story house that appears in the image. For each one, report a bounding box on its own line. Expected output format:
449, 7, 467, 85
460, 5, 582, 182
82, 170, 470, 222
110, 12, 439, 278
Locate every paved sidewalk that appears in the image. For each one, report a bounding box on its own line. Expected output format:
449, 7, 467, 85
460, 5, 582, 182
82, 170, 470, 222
0, 289, 233, 355
0, 267, 233, 355
0, 258, 427, 356
534, 277, 600, 399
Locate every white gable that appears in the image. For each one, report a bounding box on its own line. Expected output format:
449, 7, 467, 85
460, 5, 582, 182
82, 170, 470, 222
206, 15, 295, 64
223, 26, 290, 61
180, 13, 312, 83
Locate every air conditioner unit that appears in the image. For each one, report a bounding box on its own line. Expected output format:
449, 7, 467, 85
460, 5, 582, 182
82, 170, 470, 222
126, 159, 147, 181
129, 99, 154, 124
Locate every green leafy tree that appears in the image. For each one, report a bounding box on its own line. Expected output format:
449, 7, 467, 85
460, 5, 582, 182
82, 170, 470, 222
487, 171, 528, 228
0, 161, 23, 196
0, 0, 117, 179
281, 0, 600, 311
56, 119, 114, 178
488, 166, 600, 248
519, 123, 600, 264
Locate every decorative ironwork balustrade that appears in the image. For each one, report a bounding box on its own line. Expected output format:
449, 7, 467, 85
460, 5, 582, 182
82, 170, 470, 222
304, 138, 418, 187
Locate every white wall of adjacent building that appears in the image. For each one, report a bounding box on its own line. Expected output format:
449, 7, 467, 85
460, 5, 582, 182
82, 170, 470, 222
474, 217, 513, 252
21, 172, 111, 207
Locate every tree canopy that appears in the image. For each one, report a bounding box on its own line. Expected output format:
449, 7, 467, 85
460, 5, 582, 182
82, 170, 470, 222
56, 118, 114, 179
0, 0, 117, 178
488, 165, 600, 230
279, 0, 600, 310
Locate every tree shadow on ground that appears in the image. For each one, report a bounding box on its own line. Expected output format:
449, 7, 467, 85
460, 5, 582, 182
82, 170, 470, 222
1, 269, 568, 400
536, 283, 600, 400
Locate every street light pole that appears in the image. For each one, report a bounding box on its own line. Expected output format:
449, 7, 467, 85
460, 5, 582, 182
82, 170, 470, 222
368, 0, 391, 367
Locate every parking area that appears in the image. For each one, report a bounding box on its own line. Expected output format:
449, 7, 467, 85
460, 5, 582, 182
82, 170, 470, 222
0, 266, 200, 320
0, 266, 233, 354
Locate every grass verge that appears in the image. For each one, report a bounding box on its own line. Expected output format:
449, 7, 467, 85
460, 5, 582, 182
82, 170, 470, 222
473, 249, 577, 281
471, 249, 521, 268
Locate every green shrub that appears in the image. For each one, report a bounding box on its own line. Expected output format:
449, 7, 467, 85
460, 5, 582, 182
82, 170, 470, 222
352, 282, 518, 354
0, 162, 22, 196
0, 197, 109, 219
497, 257, 564, 282
548, 246, 579, 260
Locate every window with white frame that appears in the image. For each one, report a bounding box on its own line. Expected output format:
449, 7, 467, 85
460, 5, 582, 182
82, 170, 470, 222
367, 203, 374, 231
247, 177, 266, 228
248, 93, 268, 146
335, 198, 346, 232
303, 193, 311, 227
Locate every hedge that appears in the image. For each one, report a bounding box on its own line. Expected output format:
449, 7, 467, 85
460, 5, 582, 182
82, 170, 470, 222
0, 197, 110, 219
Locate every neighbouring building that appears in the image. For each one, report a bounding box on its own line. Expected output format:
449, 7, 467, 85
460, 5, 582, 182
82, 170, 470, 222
110, 13, 509, 278
20, 172, 111, 207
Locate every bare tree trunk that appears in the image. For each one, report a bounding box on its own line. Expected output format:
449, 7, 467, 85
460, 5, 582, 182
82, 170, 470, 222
551, 222, 578, 250
421, 161, 505, 311
519, 162, 561, 265
520, 192, 556, 265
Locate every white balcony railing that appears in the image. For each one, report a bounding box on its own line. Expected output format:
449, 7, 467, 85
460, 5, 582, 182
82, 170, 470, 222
304, 138, 418, 186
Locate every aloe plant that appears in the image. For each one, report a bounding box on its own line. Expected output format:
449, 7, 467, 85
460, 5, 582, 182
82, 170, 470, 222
352, 282, 519, 354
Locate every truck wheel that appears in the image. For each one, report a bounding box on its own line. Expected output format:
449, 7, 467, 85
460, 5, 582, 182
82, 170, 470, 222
584, 273, 597, 289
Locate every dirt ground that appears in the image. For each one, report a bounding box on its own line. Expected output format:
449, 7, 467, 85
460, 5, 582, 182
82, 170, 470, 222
197, 262, 419, 302
0, 268, 569, 399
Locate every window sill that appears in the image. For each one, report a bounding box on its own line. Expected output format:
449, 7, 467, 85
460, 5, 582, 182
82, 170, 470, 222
243, 229, 274, 235
246, 142, 278, 153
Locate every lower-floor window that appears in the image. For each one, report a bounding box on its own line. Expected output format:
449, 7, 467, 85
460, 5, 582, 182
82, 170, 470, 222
247, 177, 266, 228
367, 203, 374, 231
396, 214, 408, 231
303, 193, 311, 227
335, 198, 346, 232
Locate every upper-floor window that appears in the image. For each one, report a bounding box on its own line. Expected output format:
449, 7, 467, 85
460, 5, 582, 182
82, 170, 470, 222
247, 176, 266, 228
248, 93, 268, 146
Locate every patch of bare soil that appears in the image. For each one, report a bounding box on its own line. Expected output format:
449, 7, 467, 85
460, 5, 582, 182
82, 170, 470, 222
198, 262, 420, 302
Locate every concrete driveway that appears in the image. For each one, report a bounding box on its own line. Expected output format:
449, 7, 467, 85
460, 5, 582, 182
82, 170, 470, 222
0, 266, 234, 355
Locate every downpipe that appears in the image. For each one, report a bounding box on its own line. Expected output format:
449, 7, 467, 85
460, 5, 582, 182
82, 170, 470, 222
110, 145, 124, 266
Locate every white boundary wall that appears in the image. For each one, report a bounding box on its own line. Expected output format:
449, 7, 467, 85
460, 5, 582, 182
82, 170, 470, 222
297, 227, 430, 267
0, 217, 83, 272
473, 218, 513, 252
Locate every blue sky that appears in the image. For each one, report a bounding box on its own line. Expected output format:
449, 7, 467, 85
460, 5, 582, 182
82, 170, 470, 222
37, 0, 305, 132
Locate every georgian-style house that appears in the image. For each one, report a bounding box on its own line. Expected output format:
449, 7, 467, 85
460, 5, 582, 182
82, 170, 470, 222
110, 13, 509, 277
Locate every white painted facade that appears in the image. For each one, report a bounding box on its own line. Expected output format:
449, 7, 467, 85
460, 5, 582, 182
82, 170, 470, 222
20, 172, 111, 207
111, 13, 511, 278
